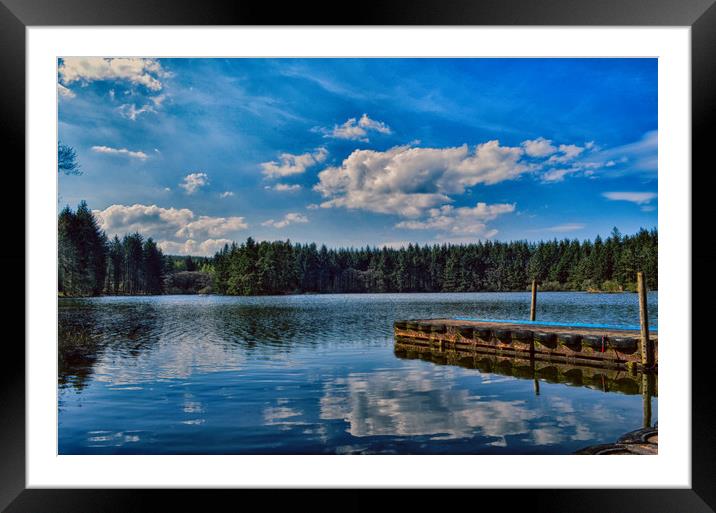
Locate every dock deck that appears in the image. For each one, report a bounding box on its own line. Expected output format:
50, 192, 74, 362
394, 318, 658, 372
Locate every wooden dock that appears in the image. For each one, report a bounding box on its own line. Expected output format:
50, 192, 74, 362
393, 318, 658, 373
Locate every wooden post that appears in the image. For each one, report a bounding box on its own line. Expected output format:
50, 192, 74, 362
642, 372, 654, 428
637, 272, 654, 370
530, 280, 537, 321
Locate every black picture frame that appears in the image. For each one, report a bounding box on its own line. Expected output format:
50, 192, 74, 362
2, 1, 712, 511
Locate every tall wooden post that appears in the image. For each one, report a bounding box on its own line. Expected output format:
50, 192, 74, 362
637, 272, 653, 370
530, 280, 537, 321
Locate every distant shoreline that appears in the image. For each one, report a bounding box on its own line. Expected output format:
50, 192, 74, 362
58, 288, 656, 299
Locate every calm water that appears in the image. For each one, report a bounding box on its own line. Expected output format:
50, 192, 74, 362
58, 292, 658, 454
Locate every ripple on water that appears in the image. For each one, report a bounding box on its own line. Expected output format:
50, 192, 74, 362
58, 292, 658, 454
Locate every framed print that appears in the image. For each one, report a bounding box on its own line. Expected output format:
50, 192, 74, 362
2, 0, 714, 511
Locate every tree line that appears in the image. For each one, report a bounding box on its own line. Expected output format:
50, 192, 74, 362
59, 201, 166, 296
58, 201, 657, 297
212, 227, 657, 296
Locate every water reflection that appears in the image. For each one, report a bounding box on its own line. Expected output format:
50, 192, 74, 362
394, 342, 658, 397
58, 293, 658, 454
320, 368, 538, 441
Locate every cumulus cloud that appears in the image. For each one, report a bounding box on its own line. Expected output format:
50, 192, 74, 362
314, 142, 530, 217
396, 202, 515, 237
58, 57, 168, 91
94, 204, 194, 238
602, 191, 657, 204
260, 148, 327, 178
318, 114, 392, 142
521, 137, 556, 157
175, 216, 248, 239
158, 238, 234, 256
91, 145, 148, 160
180, 172, 209, 194
261, 212, 309, 229
93, 203, 247, 256
220, 191, 234, 198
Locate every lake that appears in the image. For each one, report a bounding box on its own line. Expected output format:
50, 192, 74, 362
58, 291, 658, 454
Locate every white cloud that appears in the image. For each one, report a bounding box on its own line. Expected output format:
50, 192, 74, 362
175, 216, 248, 239
521, 137, 556, 157
158, 238, 234, 256
260, 148, 327, 178
57, 83, 75, 99
396, 202, 515, 236
118, 103, 154, 120
318, 114, 392, 142
602, 191, 657, 205
219, 191, 235, 198
540, 161, 603, 183
267, 183, 302, 192
358, 113, 391, 134
526, 132, 657, 182
58, 57, 168, 91
587, 131, 657, 175
93, 203, 247, 256
540, 168, 578, 183
117, 94, 166, 121
329, 118, 368, 141
180, 172, 209, 194
548, 143, 586, 164
91, 145, 148, 160
539, 132, 655, 182
261, 212, 309, 229
314, 142, 530, 217
94, 204, 194, 239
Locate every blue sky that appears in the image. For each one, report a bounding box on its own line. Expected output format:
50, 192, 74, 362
58, 58, 657, 255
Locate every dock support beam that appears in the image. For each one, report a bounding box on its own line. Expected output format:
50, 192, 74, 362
530, 280, 537, 321
637, 272, 654, 370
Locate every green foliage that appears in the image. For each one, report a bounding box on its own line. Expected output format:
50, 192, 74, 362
164, 255, 211, 274
600, 280, 623, 293
58, 202, 166, 296
211, 227, 658, 296
58, 201, 106, 296
164, 271, 212, 295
